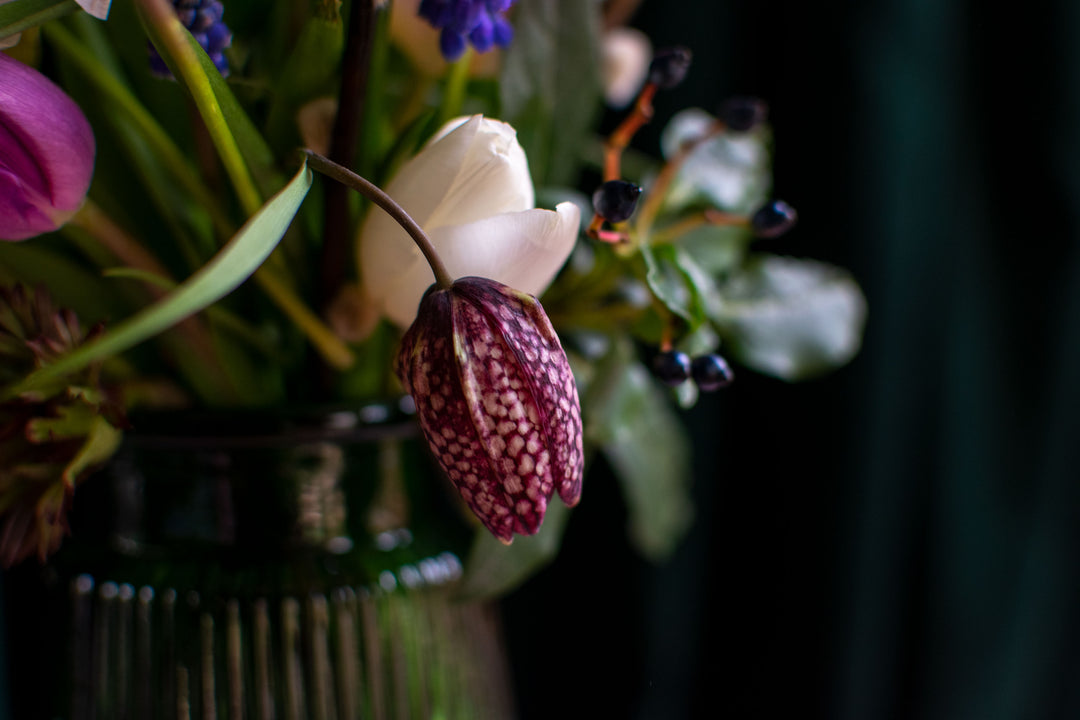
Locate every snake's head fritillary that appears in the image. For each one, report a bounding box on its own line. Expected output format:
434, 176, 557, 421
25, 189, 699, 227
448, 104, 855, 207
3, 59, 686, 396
396, 277, 583, 543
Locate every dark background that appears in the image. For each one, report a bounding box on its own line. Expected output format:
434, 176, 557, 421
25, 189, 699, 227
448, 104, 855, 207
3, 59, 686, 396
503, 1, 1080, 718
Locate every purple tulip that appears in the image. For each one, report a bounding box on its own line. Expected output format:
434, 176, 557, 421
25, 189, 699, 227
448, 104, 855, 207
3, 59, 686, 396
0, 53, 95, 241
396, 276, 584, 543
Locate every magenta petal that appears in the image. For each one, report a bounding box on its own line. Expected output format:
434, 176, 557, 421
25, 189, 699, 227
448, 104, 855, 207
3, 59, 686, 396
0, 54, 95, 241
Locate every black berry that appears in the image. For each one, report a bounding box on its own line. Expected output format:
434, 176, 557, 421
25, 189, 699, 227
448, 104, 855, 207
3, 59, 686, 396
691, 354, 734, 391
751, 200, 798, 238
718, 96, 768, 132
652, 350, 692, 386
592, 180, 642, 223
648, 47, 692, 89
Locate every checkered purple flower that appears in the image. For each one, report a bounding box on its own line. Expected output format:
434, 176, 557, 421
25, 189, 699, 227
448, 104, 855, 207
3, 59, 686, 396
396, 277, 584, 543
417, 0, 517, 61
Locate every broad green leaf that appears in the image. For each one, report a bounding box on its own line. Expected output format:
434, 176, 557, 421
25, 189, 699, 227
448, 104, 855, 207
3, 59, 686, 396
659, 107, 773, 216
0, 0, 75, 41
457, 501, 570, 600
1, 162, 313, 401
675, 222, 752, 276
641, 242, 720, 329
584, 336, 694, 560
500, 0, 602, 186
715, 255, 868, 380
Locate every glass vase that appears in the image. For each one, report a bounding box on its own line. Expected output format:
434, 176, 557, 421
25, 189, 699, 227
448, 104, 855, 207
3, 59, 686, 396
2, 400, 515, 720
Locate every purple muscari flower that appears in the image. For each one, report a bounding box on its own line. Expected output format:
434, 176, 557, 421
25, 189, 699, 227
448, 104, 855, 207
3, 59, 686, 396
396, 277, 584, 543
0, 54, 95, 242
418, 0, 517, 61
149, 0, 233, 78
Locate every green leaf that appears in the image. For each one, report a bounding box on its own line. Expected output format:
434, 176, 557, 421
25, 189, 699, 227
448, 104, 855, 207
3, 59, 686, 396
715, 255, 868, 380
500, 0, 602, 186
1, 162, 314, 401
641, 242, 720, 329
675, 222, 752, 276
659, 107, 773, 216
457, 501, 570, 600
0, 0, 76, 41
584, 336, 694, 560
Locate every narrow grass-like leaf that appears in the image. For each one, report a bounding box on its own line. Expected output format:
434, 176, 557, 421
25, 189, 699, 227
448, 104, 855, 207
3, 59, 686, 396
1, 163, 313, 401
102, 267, 278, 357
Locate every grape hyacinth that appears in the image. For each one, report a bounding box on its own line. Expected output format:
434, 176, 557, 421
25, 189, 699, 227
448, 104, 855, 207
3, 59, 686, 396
149, 0, 232, 77
418, 0, 517, 61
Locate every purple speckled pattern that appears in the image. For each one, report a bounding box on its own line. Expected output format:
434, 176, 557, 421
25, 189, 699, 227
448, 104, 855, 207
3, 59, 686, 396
396, 277, 583, 543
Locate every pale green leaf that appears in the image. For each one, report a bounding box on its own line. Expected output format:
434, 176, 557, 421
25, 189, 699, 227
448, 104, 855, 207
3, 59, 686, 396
660, 107, 773, 215
715, 255, 868, 380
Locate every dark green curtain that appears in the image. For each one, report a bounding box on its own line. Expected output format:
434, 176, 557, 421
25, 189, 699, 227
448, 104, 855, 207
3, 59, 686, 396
504, 1, 1080, 718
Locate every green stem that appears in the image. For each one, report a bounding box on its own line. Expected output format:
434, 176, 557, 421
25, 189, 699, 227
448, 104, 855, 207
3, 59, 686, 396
439, 47, 473, 126
135, 0, 263, 217
304, 151, 454, 290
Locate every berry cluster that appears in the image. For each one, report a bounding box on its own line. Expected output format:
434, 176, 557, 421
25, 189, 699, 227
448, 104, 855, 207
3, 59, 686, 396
418, 0, 517, 61
652, 350, 735, 392
149, 0, 232, 77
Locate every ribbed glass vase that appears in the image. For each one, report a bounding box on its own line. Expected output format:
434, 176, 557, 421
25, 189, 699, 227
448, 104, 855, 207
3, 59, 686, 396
2, 401, 515, 720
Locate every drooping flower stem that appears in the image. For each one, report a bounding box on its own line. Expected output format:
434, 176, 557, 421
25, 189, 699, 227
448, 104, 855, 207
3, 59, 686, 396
321, 0, 378, 312
304, 151, 455, 291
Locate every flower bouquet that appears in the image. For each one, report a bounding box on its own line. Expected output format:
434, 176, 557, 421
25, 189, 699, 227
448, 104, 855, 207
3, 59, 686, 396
0, 0, 866, 698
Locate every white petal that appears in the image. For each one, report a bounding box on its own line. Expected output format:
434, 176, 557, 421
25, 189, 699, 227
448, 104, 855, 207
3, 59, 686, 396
75, 0, 111, 19
380, 115, 483, 229
380, 202, 580, 328
424, 117, 533, 230
360, 115, 535, 313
